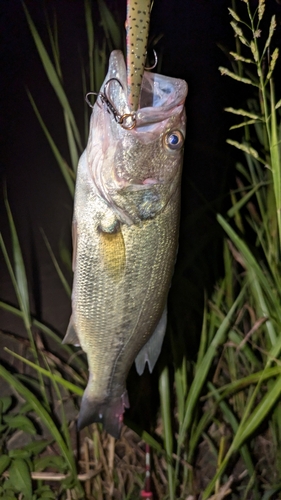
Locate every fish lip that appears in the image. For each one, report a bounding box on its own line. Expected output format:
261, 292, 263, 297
135, 71, 188, 129
106, 50, 128, 90
101, 51, 130, 118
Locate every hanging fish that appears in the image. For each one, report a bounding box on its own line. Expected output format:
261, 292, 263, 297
64, 2, 187, 438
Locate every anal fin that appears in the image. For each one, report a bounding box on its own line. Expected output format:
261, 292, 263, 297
135, 306, 167, 375
62, 315, 80, 346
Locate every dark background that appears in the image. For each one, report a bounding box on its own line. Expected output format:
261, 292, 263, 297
1, 0, 281, 380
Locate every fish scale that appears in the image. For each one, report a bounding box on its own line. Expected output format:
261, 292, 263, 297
64, 50, 187, 437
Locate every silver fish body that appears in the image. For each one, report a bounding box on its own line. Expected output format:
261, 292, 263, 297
64, 50, 187, 437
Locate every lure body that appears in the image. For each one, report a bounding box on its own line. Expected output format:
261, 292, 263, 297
126, 0, 151, 110
64, 50, 187, 437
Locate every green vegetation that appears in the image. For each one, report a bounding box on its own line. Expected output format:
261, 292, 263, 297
1, 0, 281, 498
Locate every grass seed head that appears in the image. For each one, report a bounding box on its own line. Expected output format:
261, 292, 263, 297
228, 8, 242, 23
258, 0, 266, 21
250, 40, 259, 62
265, 15, 277, 51
266, 47, 279, 80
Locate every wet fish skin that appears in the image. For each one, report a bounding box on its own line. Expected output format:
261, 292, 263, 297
64, 50, 187, 438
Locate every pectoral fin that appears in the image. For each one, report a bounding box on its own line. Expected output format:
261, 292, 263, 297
99, 217, 125, 281
135, 306, 167, 375
62, 316, 80, 346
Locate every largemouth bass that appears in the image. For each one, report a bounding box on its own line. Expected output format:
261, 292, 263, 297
64, 50, 187, 438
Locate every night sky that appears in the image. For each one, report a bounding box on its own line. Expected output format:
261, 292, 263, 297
1, 0, 280, 350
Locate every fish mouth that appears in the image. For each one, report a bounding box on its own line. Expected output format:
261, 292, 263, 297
101, 50, 188, 129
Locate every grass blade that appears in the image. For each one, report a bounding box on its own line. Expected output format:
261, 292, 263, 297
41, 230, 71, 297
3, 196, 30, 329
4, 347, 84, 396
84, 0, 95, 92
0, 364, 76, 474
23, 3, 82, 152
27, 90, 75, 196
159, 365, 175, 499
178, 286, 246, 447
97, 0, 122, 52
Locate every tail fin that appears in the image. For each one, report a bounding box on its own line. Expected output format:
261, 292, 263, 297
77, 390, 130, 439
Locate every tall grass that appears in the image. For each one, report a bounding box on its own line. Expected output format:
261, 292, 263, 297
23, 0, 122, 197
157, 1, 281, 498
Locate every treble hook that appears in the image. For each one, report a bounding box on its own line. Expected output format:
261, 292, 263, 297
85, 92, 99, 108
103, 78, 124, 119
104, 78, 136, 130
145, 49, 158, 71
85, 78, 136, 130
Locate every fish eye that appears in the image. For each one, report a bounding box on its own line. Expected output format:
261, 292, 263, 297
164, 130, 184, 151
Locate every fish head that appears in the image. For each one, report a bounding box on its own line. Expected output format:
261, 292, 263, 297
86, 50, 188, 224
